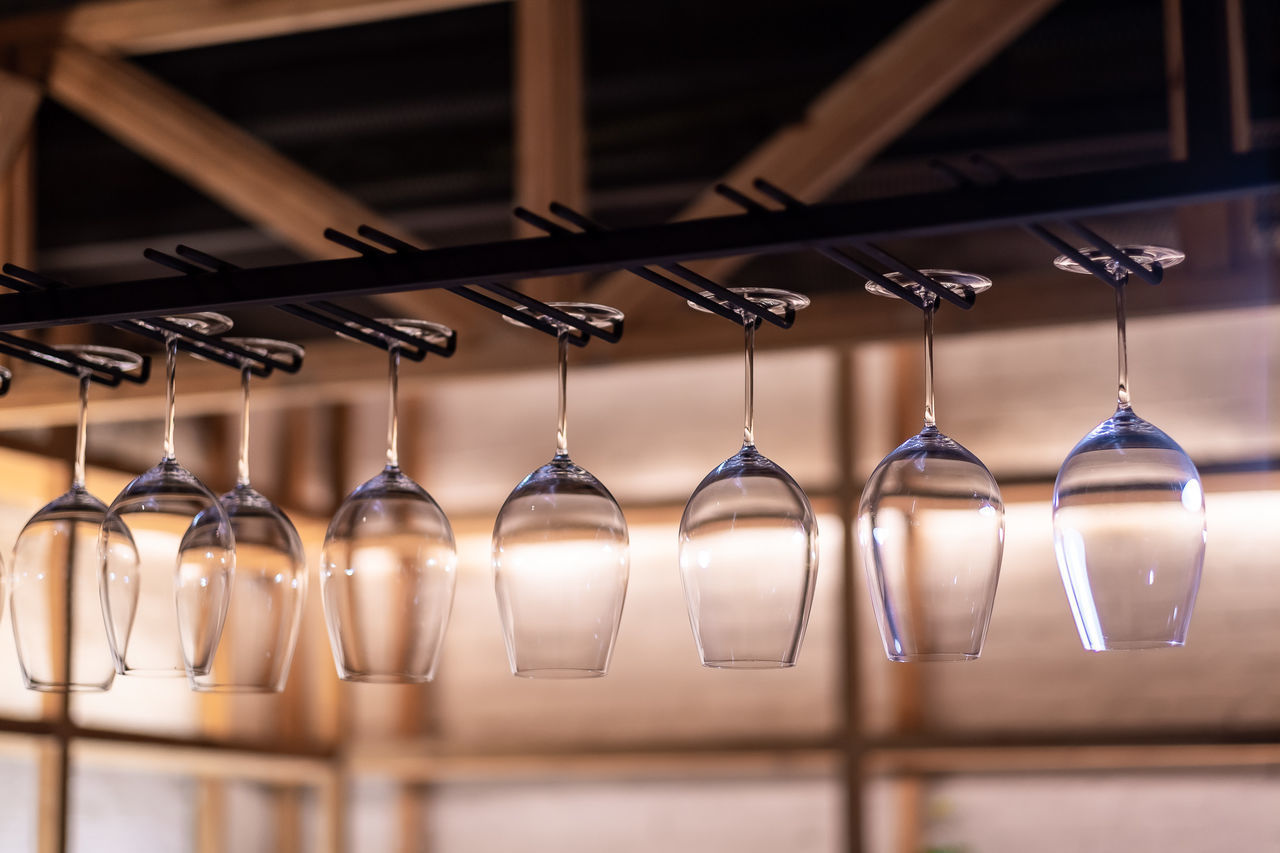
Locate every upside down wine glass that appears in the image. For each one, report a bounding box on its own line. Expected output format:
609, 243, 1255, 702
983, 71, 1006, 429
100, 314, 237, 677
492, 303, 629, 678
1052, 247, 1205, 651
193, 338, 307, 692
678, 288, 818, 668
11, 347, 143, 691
321, 320, 458, 683
858, 272, 1005, 662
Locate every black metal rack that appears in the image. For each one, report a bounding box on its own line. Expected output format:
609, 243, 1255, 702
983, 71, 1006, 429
0, 148, 1269, 335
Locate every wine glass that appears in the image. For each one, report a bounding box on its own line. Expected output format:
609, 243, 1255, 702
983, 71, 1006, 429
678, 288, 818, 669
10, 347, 143, 691
321, 320, 458, 683
492, 303, 629, 678
1051, 246, 1205, 651
192, 338, 307, 692
100, 314, 237, 677
857, 271, 1005, 662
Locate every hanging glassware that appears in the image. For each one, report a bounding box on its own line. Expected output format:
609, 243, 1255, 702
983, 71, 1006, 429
492, 303, 629, 678
192, 338, 307, 692
321, 319, 458, 683
1051, 246, 1205, 651
678, 288, 817, 668
858, 271, 1005, 662
11, 347, 143, 691
100, 314, 237, 677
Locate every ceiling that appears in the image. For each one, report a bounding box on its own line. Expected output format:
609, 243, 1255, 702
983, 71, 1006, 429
26, 0, 1275, 286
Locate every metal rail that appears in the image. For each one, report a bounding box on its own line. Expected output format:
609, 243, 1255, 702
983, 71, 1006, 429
0, 150, 1271, 332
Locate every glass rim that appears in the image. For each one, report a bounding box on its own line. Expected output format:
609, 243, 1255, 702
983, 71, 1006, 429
864, 269, 992, 301
684, 286, 810, 316
1053, 244, 1186, 275
52, 343, 145, 373
137, 311, 234, 337
220, 336, 307, 361
500, 300, 624, 332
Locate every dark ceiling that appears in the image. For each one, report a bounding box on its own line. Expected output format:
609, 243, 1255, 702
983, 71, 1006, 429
29, 0, 1277, 286
0, 0, 1260, 375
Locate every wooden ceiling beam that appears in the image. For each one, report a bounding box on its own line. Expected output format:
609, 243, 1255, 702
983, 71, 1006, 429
512, 0, 587, 301
40, 44, 474, 330
1165, 0, 1256, 271
0, 0, 506, 56
589, 0, 1065, 321
0, 70, 40, 178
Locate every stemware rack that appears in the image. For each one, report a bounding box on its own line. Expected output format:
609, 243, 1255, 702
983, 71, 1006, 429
0, 150, 1268, 364
0, 145, 1268, 338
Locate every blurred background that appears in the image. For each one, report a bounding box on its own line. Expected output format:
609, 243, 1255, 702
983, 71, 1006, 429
0, 0, 1277, 851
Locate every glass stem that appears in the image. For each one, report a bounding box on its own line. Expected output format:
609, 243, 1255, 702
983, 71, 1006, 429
71, 371, 89, 491
236, 366, 251, 488
386, 345, 400, 470
555, 331, 569, 458
742, 318, 756, 449
162, 336, 178, 462
1115, 280, 1131, 410
923, 306, 937, 430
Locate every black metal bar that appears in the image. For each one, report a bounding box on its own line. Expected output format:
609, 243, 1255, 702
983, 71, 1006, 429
3, 262, 281, 376
173, 244, 448, 360
1059, 221, 1164, 286
712, 185, 927, 310
0, 336, 124, 387
512, 207, 750, 326
0, 151, 1273, 331
546, 203, 795, 328
139, 251, 305, 373
1024, 224, 1127, 288
176, 245, 434, 360
353, 225, 598, 345
751, 179, 973, 310
955, 156, 1163, 290
0, 273, 151, 386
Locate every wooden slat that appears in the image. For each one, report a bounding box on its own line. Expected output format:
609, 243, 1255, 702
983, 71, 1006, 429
513, 0, 586, 301
0, 110, 35, 270
41, 44, 472, 329
1166, 0, 1255, 270
589, 0, 1064, 317
72, 740, 333, 785
864, 742, 1280, 776
0, 0, 505, 55
348, 746, 840, 783
0, 69, 39, 179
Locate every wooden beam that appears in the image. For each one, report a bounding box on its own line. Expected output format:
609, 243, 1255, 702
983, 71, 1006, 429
0, 0, 505, 55
349, 746, 840, 783
513, 0, 586, 301
0, 69, 39, 179
0, 92, 35, 271
1165, 0, 1255, 269
72, 739, 333, 785
589, 0, 1064, 317
41, 44, 473, 329
864, 742, 1280, 776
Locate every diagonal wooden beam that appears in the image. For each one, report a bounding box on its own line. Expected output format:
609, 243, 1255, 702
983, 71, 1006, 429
0, 0, 506, 56
41, 44, 473, 329
513, 0, 586, 301
590, 0, 1064, 318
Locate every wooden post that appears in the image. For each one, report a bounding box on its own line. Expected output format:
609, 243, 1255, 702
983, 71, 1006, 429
513, 0, 587, 301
